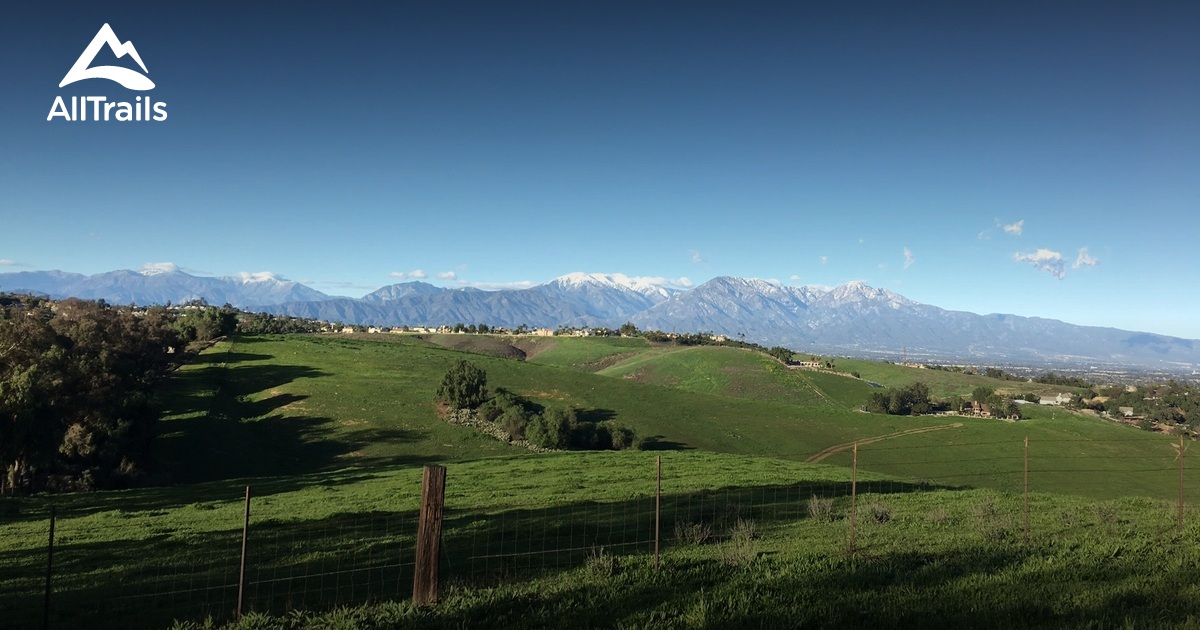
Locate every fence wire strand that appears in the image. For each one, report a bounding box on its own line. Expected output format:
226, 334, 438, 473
3, 436, 1194, 627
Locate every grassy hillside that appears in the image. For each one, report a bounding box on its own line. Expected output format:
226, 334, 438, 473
5, 450, 1199, 628
151, 334, 1186, 501
834, 358, 1085, 400
5, 333, 1199, 628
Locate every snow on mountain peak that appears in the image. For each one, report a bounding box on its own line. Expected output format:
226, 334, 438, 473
235, 271, 285, 284
139, 262, 179, 276
549, 272, 688, 298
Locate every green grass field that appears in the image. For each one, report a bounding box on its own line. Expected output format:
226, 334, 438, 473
4, 332, 1198, 628
153, 334, 1187, 499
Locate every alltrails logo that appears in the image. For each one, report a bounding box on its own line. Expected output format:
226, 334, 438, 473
48, 23, 168, 122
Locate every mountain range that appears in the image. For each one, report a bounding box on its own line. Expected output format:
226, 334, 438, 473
2, 267, 1196, 369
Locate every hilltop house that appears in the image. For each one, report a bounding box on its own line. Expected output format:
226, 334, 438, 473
1039, 393, 1073, 406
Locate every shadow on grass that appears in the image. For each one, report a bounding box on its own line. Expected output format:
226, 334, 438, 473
640, 435, 692, 451
2, 479, 941, 629
9, 474, 1196, 629
188, 351, 274, 365
155, 360, 442, 485
433, 544, 1200, 629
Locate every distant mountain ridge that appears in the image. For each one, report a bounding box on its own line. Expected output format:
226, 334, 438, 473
3, 267, 1197, 369
0, 266, 330, 307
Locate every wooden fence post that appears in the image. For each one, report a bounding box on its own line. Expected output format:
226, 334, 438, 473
414, 465, 447, 606
42, 505, 56, 630
237, 486, 251, 620
655, 456, 661, 570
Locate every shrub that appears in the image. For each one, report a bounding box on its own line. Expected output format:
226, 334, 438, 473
674, 521, 713, 545
865, 500, 893, 524
609, 425, 640, 450
525, 409, 570, 449
436, 360, 488, 409
585, 546, 618, 577
719, 518, 758, 566
807, 494, 837, 522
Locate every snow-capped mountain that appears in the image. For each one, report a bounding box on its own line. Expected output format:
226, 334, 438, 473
529, 273, 678, 322
4, 267, 1199, 368
0, 265, 330, 307
634, 277, 1197, 366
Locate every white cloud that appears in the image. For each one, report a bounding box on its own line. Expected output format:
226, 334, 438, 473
0, 259, 24, 266
457, 280, 536, 290
140, 262, 179, 274
689, 249, 706, 264
389, 270, 428, 280
1073, 247, 1099, 268
978, 230, 990, 240
314, 280, 376, 291
437, 271, 458, 280
1002, 219, 1024, 236
1013, 249, 1065, 279
820, 256, 828, 265
614, 273, 693, 288
903, 247, 915, 269
789, 274, 803, 282
237, 271, 286, 282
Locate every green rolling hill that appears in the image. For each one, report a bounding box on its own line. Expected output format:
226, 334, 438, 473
153, 333, 1184, 501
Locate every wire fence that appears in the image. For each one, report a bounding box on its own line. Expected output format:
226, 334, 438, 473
1, 435, 1193, 628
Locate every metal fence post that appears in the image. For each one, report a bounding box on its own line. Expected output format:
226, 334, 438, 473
655, 456, 661, 570
1179, 435, 1185, 533
849, 442, 858, 553
237, 486, 251, 619
42, 505, 56, 630
1024, 436, 1030, 544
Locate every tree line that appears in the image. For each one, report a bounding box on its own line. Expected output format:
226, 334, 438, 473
0, 295, 181, 492
866, 382, 1021, 419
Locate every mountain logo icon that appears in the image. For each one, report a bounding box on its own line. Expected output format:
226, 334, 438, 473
59, 23, 155, 91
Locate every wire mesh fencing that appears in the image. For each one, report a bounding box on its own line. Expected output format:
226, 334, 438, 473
2, 435, 1195, 628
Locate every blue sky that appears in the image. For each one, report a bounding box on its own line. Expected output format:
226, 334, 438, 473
2, 2, 1198, 337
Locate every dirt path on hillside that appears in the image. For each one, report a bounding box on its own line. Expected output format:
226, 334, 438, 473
805, 422, 965, 463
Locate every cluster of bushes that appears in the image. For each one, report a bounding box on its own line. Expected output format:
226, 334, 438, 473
238, 311, 325, 334
866, 382, 933, 415
1035, 372, 1092, 388
942, 387, 1021, 419
1078, 381, 1200, 430
478, 392, 639, 450
172, 301, 238, 344
0, 295, 182, 492
436, 360, 640, 451
865, 382, 1022, 419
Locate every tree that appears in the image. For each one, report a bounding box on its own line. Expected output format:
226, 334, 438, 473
436, 360, 488, 409
526, 409, 570, 449
971, 386, 995, 404
618, 322, 640, 337
767, 346, 794, 364
866, 382, 932, 416
1, 296, 180, 492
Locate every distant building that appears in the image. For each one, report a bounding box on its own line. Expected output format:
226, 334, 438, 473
1039, 393, 1073, 406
